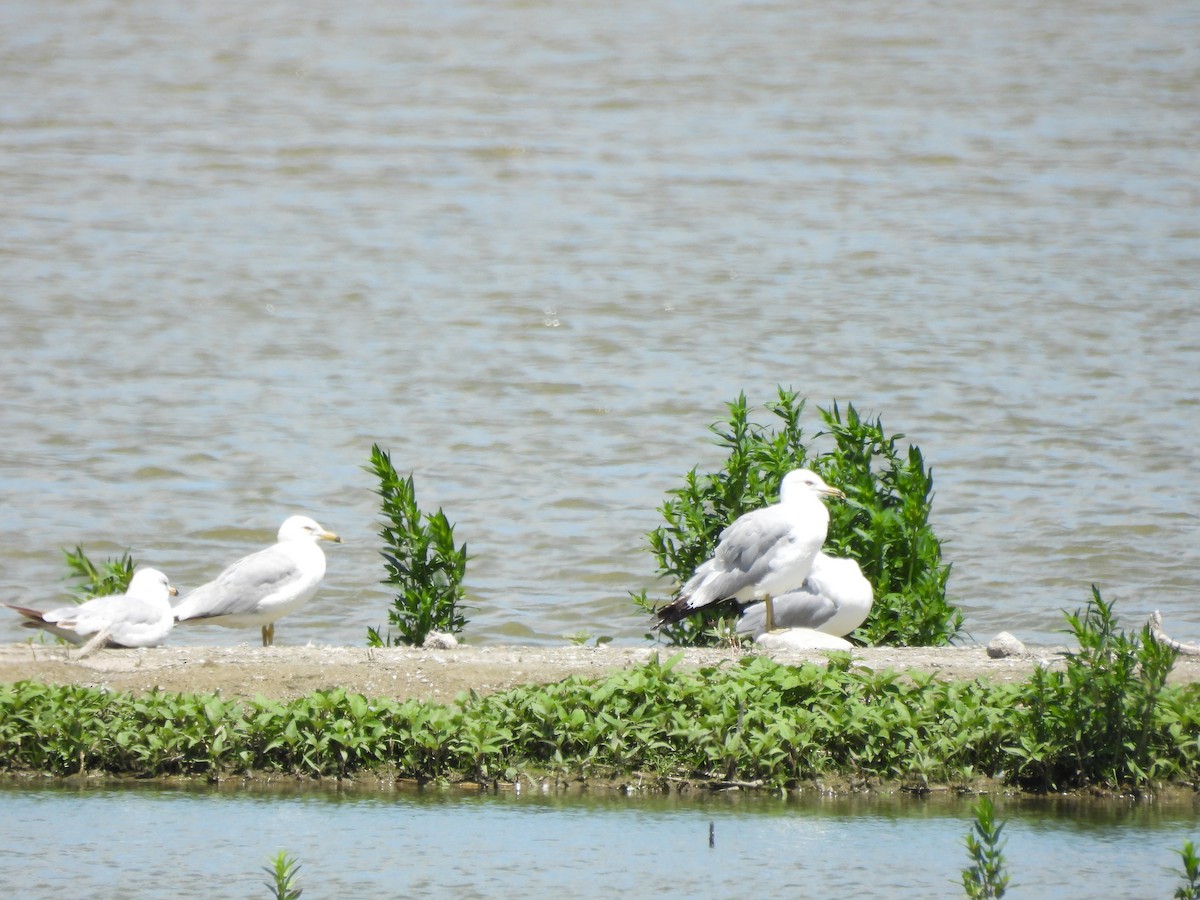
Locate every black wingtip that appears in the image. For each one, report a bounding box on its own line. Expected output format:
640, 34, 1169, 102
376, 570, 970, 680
653, 597, 691, 627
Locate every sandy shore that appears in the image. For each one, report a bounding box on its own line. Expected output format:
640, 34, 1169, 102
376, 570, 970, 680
3, 640, 1199, 702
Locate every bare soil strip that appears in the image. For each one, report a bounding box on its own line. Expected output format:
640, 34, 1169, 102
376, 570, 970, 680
4, 642, 1199, 702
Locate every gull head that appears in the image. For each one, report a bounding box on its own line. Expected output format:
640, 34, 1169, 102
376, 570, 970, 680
779, 469, 846, 503
127, 567, 178, 600
278, 514, 343, 545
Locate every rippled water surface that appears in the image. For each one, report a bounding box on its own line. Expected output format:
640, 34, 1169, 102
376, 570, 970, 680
0, 784, 1196, 898
2, 0, 1198, 647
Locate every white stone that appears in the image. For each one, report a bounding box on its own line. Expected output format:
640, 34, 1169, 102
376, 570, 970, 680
986, 631, 1025, 658
422, 631, 459, 650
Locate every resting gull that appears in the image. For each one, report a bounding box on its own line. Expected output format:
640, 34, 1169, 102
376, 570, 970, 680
172, 515, 341, 647
655, 468, 845, 630
4, 567, 178, 657
736, 551, 873, 640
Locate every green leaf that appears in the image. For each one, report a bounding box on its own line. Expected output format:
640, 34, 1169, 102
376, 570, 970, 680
366, 444, 470, 645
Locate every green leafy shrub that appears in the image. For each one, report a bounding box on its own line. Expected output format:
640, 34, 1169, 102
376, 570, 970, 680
63, 545, 136, 600
366, 444, 468, 646
633, 387, 960, 646
1006, 587, 1179, 790
818, 402, 959, 645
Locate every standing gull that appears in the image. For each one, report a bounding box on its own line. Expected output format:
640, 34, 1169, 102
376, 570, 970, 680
655, 469, 845, 630
172, 515, 341, 647
4, 568, 178, 657
735, 551, 873, 640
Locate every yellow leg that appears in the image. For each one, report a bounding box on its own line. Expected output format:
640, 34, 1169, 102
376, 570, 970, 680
262, 623, 274, 647
764, 594, 775, 633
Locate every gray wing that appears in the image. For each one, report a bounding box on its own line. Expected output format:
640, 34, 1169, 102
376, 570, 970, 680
737, 585, 839, 637
30, 602, 84, 624
4, 603, 87, 644
173, 545, 303, 621
691, 510, 802, 602
657, 507, 818, 625
62, 594, 163, 629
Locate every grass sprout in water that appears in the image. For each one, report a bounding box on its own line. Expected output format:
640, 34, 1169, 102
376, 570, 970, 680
1175, 841, 1200, 900
961, 795, 1009, 899
262, 850, 302, 900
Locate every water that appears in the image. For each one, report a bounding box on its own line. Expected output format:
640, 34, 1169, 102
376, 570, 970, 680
0, 783, 1194, 898
1, 0, 1198, 648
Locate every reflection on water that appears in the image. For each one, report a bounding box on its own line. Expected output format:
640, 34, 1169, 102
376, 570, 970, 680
0, 782, 1196, 898
1, 0, 1198, 649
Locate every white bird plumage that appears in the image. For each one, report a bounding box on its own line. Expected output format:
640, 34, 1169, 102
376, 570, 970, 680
736, 551, 873, 640
172, 515, 341, 647
655, 469, 845, 629
4, 567, 178, 657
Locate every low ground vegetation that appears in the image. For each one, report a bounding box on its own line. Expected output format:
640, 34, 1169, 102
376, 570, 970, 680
2, 594, 1196, 795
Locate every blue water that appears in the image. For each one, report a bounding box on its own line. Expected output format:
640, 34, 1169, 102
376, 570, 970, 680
2, 0, 1199, 650
0, 783, 1195, 898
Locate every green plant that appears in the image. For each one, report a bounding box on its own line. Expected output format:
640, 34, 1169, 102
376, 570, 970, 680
263, 851, 303, 900
961, 795, 1010, 898
1175, 841, 1200, 900
1007, 587, 1179, 790
366, 444, 468, 646
819, 402, 959, 645
634, 387, 960, 646
62, 545, 136, 600
2, 592, 1197, 790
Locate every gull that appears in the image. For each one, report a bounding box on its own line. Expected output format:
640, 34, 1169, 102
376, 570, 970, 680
655, 468, 845, 631
736, 551, 873, 640
4, 568, 178, 658
172, 515, 341, 647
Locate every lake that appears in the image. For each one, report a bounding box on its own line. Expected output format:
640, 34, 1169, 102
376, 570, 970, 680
0, 782, 1196, 898
1, 0, 1197, 650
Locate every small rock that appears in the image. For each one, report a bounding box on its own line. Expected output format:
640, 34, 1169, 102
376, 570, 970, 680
422, 631, 459, 650
987, 632, 1025, 658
